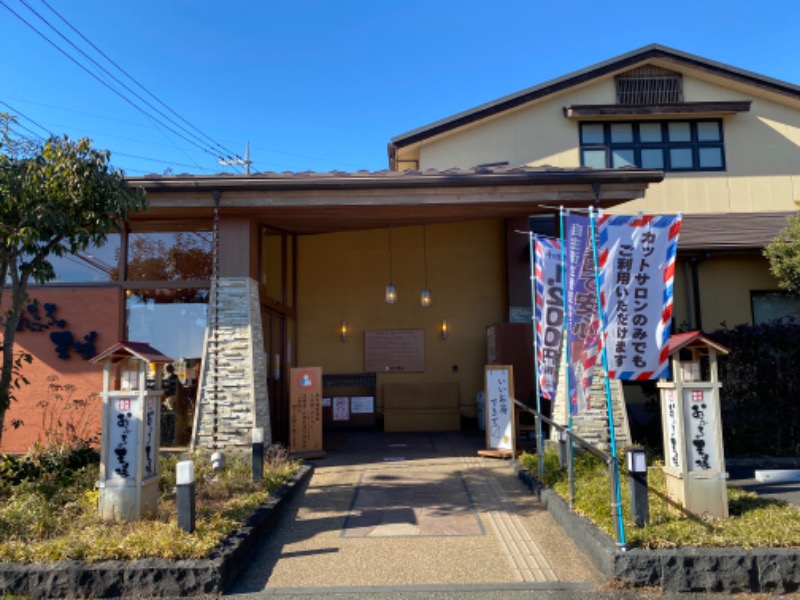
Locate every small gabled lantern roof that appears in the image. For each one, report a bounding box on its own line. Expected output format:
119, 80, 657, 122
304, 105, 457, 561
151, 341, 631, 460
89, 341, 174, 365
667, 331, 730, 356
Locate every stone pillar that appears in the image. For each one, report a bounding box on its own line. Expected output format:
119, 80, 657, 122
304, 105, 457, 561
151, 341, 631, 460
192, 277, 270, 451
550, 350, 631, 451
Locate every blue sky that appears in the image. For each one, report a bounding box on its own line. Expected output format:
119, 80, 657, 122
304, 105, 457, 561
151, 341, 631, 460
2, 0, 799, 176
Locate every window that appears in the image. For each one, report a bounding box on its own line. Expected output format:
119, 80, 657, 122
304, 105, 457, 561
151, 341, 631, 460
127, 231, 212, 282
615, 65, 683, 104
579, 120, 725, 172
44, 236, 121, 283
751, 291, 800, 325
126, 290, 208, 360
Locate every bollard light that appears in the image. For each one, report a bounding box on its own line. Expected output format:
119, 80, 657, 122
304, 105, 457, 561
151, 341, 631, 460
176, 460, 196, 533
627, 447, 648, 474
557, 428, 568, 471
252, 427, 265, 482
211, 451, 226, 472
626, 446, 650, 527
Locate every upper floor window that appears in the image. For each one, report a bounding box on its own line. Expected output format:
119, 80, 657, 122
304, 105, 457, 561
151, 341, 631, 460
580, 119, 725, 172
126, 229, 212, 282
47, 235, 121, 283
615, 65, 683, 104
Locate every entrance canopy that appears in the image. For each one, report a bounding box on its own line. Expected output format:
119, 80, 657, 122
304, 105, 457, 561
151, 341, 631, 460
127, 164, 663, 233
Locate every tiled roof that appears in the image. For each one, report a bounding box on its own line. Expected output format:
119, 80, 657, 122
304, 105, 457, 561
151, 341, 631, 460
129, 163, 663, 189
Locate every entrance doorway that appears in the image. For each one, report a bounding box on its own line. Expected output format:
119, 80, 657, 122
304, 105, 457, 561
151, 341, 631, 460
260, 227, 296, 443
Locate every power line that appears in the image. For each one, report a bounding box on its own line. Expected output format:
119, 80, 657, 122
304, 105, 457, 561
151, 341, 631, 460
7, 122, 44, 142
0, 0, 243, 172
5, 94, 359, 172
14, 0, 228, 161
0, 99, 52, 138
1, 103, 220, 174
39, 0, 237, 160
112, 151, 219, 173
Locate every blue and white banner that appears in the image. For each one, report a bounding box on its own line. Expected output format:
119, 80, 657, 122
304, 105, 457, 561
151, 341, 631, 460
533, 235, 563, 400
564, 213, 601, 415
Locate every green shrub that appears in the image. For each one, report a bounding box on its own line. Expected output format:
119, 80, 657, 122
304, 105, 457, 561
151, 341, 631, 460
519, 448, 800, 548
0, 445, 299, 563
710, 320, 800, 457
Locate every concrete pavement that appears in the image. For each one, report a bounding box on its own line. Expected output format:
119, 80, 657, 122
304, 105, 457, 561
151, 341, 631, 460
228, 430, 604, 595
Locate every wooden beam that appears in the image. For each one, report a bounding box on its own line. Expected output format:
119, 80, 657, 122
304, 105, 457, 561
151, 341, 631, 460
563, 101, 751, 118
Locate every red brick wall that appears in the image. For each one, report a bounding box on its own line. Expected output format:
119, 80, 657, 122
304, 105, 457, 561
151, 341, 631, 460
1, 286, 122, 454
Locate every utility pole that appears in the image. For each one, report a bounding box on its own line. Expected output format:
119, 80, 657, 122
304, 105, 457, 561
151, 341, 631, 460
218, 142, 252, 174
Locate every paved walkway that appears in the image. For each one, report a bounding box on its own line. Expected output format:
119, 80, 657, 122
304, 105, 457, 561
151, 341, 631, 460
228, 430, 603, 595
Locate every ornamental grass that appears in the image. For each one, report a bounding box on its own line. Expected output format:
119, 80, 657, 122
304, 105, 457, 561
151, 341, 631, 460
518, 449, 800, 549
0, 445, 299, 563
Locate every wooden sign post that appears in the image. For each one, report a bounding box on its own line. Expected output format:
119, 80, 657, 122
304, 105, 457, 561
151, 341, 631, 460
290, 367, 325, 459
479, 365, 515, 459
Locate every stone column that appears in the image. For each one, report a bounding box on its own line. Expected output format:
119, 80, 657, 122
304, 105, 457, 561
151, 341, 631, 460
550, 350, 631, 451
192, 277, 270, 451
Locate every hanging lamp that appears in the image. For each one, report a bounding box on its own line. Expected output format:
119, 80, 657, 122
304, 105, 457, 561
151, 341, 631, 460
385, 226, 397, 304
420, 225, 432, 307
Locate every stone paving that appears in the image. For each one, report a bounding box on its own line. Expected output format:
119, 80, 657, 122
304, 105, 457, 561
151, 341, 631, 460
229, 430, 602, 594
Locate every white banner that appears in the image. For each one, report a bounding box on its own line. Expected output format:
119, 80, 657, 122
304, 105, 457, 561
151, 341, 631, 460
597, 213, 681, 380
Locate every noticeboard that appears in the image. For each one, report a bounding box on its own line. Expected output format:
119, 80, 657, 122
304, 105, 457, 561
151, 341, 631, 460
484, 365, 515, 453
365, 329, 424, 372
289, 367, 323, 455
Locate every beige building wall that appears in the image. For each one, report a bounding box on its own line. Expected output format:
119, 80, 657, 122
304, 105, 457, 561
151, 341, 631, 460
405, 71, 800, 216
695, 254, 778, 329
672, 254, 775, 329
396, 67, 799, 329
296, 220, 506, 417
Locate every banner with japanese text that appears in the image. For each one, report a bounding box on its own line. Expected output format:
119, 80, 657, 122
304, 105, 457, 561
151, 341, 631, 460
533, 235, 564, 400
597, 213, 681, 380
564, 213, 601, 414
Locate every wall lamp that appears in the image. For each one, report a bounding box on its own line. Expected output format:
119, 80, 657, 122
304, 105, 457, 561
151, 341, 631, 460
441, 319, 448, 340
340, 320, 348, 342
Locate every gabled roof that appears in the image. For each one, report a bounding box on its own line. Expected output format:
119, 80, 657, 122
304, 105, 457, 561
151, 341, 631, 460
90, 341, 174, 365
668, 331, 730, 355
389, 44, 800, 154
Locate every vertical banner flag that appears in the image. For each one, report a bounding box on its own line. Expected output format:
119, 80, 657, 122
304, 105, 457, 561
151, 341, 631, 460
565, 213, 601, 414
597, 213, 682, 380
533, 236, 564, 400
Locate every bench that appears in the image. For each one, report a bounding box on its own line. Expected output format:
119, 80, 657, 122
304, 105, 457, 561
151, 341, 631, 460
383, 382, 460, 432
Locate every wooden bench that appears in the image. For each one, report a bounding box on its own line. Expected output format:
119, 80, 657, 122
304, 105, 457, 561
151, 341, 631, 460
383, 383, 460, 432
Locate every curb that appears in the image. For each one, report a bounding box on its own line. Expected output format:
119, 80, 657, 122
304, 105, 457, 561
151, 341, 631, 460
515, 463, 800, 594
0, 463, 314, 598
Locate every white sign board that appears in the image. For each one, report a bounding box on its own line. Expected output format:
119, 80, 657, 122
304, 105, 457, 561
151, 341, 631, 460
108, 396, 140, 481
684, 388, 719, 471
485, 365, 514, 451
332, 396, 350, 421
351, 396, 374, 414
664, 389, 681, 469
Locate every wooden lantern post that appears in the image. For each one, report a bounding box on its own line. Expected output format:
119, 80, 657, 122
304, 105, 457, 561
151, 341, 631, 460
657, 332, 730, 519
90, 341, 173, 522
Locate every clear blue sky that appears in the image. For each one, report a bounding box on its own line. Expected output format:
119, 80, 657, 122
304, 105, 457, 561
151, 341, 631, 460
2, 0, 799, 176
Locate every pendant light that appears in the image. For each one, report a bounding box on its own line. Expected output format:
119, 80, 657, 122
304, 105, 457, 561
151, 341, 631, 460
385, 226, 397, 304
420, 225, 432, 307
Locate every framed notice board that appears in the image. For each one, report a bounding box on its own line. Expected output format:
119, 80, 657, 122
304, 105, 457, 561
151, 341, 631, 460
289, 367, 324, 458
481, 365, 515, 458
364, 329, 424, 372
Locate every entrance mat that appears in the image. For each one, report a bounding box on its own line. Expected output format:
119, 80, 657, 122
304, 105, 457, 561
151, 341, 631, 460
342, 470, 484, 537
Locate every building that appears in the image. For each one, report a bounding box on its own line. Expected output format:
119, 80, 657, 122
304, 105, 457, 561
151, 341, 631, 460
389, 43, 800, 331
4, 44, 797, 453
3, 166, 659, 453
